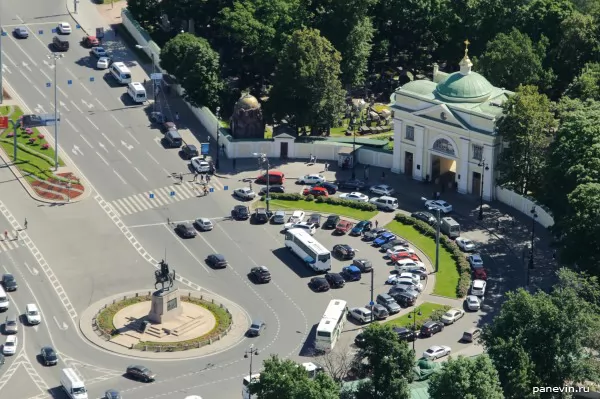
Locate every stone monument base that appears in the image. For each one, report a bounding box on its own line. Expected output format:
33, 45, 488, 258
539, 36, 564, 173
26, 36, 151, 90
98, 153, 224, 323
148, 288, 182, 324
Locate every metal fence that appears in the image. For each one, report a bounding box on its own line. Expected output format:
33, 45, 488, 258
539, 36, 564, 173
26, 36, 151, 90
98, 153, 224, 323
92, 291, 233, 351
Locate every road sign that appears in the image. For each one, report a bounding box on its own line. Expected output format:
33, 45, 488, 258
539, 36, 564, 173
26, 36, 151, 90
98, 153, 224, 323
51, 28, 57, 33
224, 186, 228, 191
1, 31, 7, 37
67, 80, 73, 85
170, 191, 175, 196
0, 117, 8, 129
38, 30, 43, 35
76, 25, 81, 29
200, 143, 209, 155
46, 83, 51, 88
265, 197, 271, 201
90, 77, 94, 82
209, 188, 214, 193
150, 73, 163, 81
369, 301, 374, 306
149, 193, 155, 199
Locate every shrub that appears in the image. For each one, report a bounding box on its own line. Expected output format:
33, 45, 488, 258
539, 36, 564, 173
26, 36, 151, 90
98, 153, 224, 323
321, 197, 377, 211
315, 196, 325, 203
305, 194, 314, 201
266, 192, 302, 201
394, 213, 470, 297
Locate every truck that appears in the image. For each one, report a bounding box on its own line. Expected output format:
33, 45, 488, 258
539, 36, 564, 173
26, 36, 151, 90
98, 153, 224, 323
60, 368, 88, 399
440, 217, 460, 238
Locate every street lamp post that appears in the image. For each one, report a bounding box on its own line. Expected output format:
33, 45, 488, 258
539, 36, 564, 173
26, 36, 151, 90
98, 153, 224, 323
421, 197, 440, 273
215, 106, 221, 170
48, 53, 63, 171
0, 25, 4, 103
409, 307, 422, 352
244, 345, 259, 394
254, 153, 270, 213
369, 268, 374, 323
478, 159, 490, 220
527, 206, 538, 289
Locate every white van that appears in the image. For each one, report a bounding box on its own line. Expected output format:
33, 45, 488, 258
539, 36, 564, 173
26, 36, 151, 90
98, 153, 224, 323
127, 82, 147, 103
25, 303, 41, 325
110, 62, 132, 84
369, 196, 399, 211
0, 286, 8, 311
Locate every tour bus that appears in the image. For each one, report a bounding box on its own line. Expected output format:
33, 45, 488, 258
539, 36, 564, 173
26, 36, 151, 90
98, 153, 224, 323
242, 363, 323, 398
315, 299, 348, 352
440, 217, 460, 238
127, 82, 147, 103
0, 286, 8, 311
284, 228, 331, 272
110, 62, 132, 84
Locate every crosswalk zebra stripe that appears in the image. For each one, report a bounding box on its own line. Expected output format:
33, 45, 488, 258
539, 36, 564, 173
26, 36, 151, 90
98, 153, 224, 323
122, 197, 142, 213
137, 194, 155, 209
130, 195, 149, 210
165, 185, 185, 201
176, 184, 194, 199
109, 200, 126, 216
155, 187, 172, 203
148, 190, 166, 206
115, 199, 132, 215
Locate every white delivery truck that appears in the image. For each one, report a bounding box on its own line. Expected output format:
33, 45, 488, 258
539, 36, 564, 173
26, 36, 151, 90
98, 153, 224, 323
60, 368, 88, 399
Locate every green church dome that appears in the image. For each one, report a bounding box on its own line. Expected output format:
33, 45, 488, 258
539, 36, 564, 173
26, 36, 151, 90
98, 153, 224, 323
436, 71, 494, 103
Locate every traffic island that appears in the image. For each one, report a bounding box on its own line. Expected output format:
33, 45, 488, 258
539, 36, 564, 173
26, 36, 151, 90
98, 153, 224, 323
94, 291, 232, 353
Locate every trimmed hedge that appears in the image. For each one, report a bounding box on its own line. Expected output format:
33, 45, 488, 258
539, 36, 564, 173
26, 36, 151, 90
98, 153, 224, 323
394, 214, 471, 297
261, 192, 377, 211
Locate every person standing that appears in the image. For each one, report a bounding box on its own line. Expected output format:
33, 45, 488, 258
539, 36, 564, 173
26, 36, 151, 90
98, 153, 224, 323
375, 220, 379, 229
324, 163, 329, 172
206, 175, 211, 183
24, 218, 28, 229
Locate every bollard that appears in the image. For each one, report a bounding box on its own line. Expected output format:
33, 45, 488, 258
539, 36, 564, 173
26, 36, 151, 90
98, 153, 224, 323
135, 293, 138, 297
212, 299, 214, 304
124, 296, 126, 300
113, 299, 116, 304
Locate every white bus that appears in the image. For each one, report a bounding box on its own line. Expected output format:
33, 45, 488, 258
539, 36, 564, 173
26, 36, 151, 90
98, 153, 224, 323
284, 229, 331, 272
315, 299, 348, 352
242, 363, 323, 398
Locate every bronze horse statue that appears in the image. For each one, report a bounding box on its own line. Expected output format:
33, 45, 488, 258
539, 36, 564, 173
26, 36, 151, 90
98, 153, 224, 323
155, 260, 176, 291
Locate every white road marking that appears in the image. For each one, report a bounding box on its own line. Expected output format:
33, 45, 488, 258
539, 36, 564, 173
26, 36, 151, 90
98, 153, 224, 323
1, 51, 16, 66
146, 151, 159, 165
81, 99, 94, 109
98, 142, 108, 153
96, 152, 109, 165
113, 170, 128, 184
153, 137, 162, 146
79, 134, 94, 148
101, 132, 115, 147
21, 61, 32, 72
33, 85, 47, 99
70, 100, 82, 113
65, 118, 79, 132
111, 114, 124, 127
117, 149, 132, 164
134, 167, 149, 181
53, 316, 68, 331
86, 116, 99, 130
72, 145, 83, 156
42, 60, 55, 70
126, 130, 140, 144
163, 168, 171, 175
95, 98, 108, 111
35, 104, 46, 114
120, 140, 134, 150
23, 262, 39, 276
165, 225, 211, 274
18, 69, 32, 83
59, 100, 70, 112
9, 28, 40, 67
1, 64, 12, 74
65, 67, 92, 95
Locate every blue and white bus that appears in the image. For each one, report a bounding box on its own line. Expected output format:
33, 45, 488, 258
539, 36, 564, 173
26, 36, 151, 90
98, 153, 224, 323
315, 299, 348, 352
284, 228, 331, 272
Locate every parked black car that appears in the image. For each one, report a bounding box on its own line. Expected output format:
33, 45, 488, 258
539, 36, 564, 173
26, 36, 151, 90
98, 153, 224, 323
388, 291, 417, 307
40, 346, 58, 366
307, 213, 322, 228
181, 144, 199, 160
1, 274, 17, 291
362, 227, 388, 241
354, 332, 367, 348
175, 223, 197, 238
259, 185, 285, 194
332, 244, 356, 260
352, 259, 373, 272
337, 179, 366, 191
253, 208, 271, 224
380, 239, 410, 252
411, 211, 436, 225
420, 321, 444, 337
309, 277, 330, 292
323, 215, 340, 229
325, 273, 345, 288
126, 365, 156, 382
250, 266, 271, 283
104, 389, 122, 399
232, 205, 250, 220
314, 181, 338, 194
393, 327, 417, 342
206, 254, 228, 269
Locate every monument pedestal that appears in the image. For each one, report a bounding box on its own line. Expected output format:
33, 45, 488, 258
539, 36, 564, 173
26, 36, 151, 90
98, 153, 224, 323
148, 288, 183, 324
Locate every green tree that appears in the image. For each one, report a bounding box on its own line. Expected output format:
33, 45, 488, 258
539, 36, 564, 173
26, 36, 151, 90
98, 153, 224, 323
482, 288, 600, 398
475, 29, 554, 91
250, 355, 339, 399
339, 17, 375, 87
126, 0, 161, 30
160, 33, 224, 109
428, 355, 504, 399
267, 28, 346, 131
351, 323, 413, 399
496, 85, 556, 195
518, 0, 574, 45
565, 63, 600, 100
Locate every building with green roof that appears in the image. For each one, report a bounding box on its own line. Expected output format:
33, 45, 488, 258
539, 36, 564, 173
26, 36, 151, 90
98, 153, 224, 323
391, 41, 513, 200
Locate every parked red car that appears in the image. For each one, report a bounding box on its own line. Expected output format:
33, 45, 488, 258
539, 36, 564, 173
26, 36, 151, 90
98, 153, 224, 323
335, 220, 354, 235
81, 35, 99, 47
390, 252, 420, 263
473, 268, 487, 280
255, 170, 285, 184
303, 187, 328, 197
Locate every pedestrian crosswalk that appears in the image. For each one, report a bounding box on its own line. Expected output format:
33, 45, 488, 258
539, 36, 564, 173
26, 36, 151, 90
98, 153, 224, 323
108, 178, 227, 217
0, 237, 20, 254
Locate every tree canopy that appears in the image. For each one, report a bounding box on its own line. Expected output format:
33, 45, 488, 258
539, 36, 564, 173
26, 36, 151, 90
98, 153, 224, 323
160, 33, 224, 110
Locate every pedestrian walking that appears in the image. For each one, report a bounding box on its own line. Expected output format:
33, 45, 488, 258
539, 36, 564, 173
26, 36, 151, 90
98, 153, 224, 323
175, 112, 180, 122
206, 175, 211, 183
249, 181, 253, 191
203, 186, 209, 196
200, 174, 205, 182
24, 218, 28, 229
179, 174, 183, 184
324, 163, 329, 171
3, 230, 7, 240
167, 217, 170, 225
193, 173, 198, 182
375, 220, 379, 229
381, 171, 385, 181
308, 154, 313, 164
15, 230, 18, 240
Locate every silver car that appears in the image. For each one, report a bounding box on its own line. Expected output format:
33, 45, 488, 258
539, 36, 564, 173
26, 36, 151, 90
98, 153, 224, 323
194, 218, 213, 231
272, 210, 286, 224
4, 315, 18, 334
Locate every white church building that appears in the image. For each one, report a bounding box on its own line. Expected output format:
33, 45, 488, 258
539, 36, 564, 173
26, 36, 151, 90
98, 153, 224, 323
390, 43, 513, 200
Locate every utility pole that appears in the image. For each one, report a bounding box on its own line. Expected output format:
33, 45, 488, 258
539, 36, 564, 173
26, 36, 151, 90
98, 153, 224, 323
369, 268, 374, 323
435, 208, 440, 273
0, 26, 4, 104
215, 106, 221, 170
254, 153, 270, 213
48, 54, 63, 171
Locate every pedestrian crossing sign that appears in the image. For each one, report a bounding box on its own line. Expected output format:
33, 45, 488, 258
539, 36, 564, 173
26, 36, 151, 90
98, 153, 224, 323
149, 193, 155, 199
224, 186, 228, 191
170, 191, 175, 196
209, 188, 214, 193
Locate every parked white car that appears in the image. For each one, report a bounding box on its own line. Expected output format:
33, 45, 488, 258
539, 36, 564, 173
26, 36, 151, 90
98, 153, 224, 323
369, 184, 395, 196
441, 308, 465, 325
395, 259, 424, 268
396, 265, 428, 277
339, 192, 369, 203
349, 307, 373, 324
3, 335, 17, 355
234, 187, 256, 200
191, 157, 211, 173
284, 222, 316, 235
297, 174, 326, 184
466, 295, 481, 311
194, 218, 214, 231
471, 280, 486, 297
456, 237, 476, 252
25, 303, 41, 325
386, 246, 415, 257
96, 57, 110, 70
57, 22, 72, 34
288, 210, 305, 224
394, 277, 423, 292
423, 345, 451, 360
424, 200, 453, 214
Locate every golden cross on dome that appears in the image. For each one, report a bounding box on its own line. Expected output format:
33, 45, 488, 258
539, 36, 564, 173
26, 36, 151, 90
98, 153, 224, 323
464, 39, 470, 56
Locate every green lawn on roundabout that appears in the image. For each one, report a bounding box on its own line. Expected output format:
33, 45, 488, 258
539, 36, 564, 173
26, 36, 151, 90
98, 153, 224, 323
259, 193, 378, 220
96, 294, 232, 351
382, 302, 450, 330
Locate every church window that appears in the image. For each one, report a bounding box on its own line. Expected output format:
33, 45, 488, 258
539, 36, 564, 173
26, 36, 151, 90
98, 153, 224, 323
405, 126, 415, 141
472, 144, 483, 161
432, 138, 455, 156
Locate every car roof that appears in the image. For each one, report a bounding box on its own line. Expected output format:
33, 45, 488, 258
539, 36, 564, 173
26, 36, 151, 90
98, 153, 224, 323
211, 254, 225, 260
251, 320, 263, 325
327, 214, 338, 219
234, 205, 247, 209
5, 336, 16, 342
473, 280, 486, 286
274, 210, 285, 215
345, 266, 360, 272
199, 218, 211, 223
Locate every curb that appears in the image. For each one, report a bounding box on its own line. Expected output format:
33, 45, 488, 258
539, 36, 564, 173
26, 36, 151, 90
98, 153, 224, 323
66, 1, 90, 36
79, 288, 250, 360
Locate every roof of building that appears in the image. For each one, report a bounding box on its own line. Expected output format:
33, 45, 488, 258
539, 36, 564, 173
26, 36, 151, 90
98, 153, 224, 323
235, 94, 260, 110
436, 71, 494, 102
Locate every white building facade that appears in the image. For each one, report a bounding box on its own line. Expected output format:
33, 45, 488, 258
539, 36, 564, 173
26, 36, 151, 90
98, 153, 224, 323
390, 45, 513, 200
